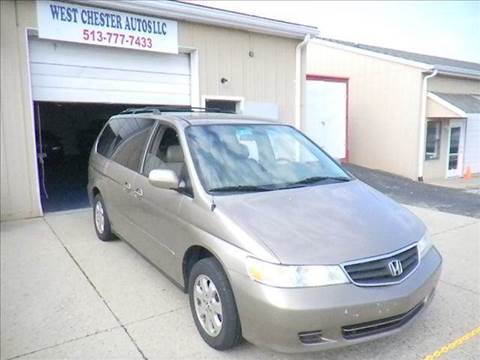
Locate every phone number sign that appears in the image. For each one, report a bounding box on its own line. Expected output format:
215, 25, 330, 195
37, 1, 178, 54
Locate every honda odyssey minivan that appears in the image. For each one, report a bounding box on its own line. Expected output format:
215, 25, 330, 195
88, 107, 441, 353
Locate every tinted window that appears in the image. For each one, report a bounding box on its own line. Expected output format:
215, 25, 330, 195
97, 117, 155, 171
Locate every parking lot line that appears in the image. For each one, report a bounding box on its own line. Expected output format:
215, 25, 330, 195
422, 326, 480, 359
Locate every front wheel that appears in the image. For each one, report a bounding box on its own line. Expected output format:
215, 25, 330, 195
188, 257, 242, 350
93, 194, 114, 241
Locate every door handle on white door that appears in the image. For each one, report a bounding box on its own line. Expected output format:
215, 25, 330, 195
123, 182, 132, 192
134, 188, 143, 199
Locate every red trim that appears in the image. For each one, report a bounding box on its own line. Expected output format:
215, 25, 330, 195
305, 74, 350, 162
306, 74, 349, 82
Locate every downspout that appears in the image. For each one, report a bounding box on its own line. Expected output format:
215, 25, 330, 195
295, 34, 310, 129
417, 69, 438, 182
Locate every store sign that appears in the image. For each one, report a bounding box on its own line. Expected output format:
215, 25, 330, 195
36, 0, 178, 54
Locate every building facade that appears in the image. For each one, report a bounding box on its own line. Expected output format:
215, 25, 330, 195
304, 38, 480, 181
1, 0, 317, 220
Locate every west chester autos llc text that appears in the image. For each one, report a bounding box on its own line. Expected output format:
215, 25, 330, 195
48, 2, 169, 35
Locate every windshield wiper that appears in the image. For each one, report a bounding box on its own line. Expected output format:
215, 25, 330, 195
290, 176, 351, 186
208, 185, 274, 193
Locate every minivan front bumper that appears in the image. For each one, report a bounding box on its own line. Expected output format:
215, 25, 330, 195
229, 246, 442, 353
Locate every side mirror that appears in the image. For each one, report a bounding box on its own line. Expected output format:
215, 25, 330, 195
148, 169, 179, 190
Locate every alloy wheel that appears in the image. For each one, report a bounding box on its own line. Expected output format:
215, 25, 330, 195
95, 201, 105, 234
193, 274, 223, 337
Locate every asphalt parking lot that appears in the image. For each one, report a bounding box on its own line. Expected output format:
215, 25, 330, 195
1, 203, 479, 360
344, 164, 480, 219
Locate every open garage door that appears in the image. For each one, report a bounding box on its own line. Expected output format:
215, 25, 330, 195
29, 37, 192, 212
29, 37, 191, 105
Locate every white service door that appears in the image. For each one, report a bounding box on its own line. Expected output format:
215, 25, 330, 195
304, 79, 347, 159
446, 119, 466, 178
29, 37, 191, 105
464, 114, 480, 174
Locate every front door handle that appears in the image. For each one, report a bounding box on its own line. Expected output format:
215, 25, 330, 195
134, 188, 143, 199
123, 182, 132, 192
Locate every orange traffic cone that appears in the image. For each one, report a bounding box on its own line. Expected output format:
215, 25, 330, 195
464, 166, 472, 180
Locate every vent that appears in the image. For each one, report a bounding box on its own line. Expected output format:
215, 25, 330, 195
298, 330, 324, 344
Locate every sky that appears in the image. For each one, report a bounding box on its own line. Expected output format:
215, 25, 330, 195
192, 1, 480, 63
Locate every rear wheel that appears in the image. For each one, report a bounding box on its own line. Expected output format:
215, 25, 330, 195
188, 257, 242, 350
93, 194, 114, 241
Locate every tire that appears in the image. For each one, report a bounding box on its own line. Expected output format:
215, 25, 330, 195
93, 194, 114, 241
188, 257, 242, 350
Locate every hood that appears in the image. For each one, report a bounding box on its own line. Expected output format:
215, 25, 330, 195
213, 180, 425, 265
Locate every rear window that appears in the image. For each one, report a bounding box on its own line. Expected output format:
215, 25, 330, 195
96, 117, 156, 171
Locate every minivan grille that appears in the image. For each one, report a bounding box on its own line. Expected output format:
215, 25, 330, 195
342, 302, 424, 339
343, 245, 419, 286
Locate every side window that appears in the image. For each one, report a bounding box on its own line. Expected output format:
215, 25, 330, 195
143, 125, 193, 197
97, 117, 156, 172
425, 121, 441, 160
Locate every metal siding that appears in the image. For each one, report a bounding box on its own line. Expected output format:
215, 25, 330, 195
179, 22, 297, 122
1, 1, 298, 220
428, 76, 480, 94
465, 114, 480, 174
306, 42, 423, 179
1, 0, 40, 220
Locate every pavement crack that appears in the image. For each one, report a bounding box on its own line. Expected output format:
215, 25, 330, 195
439, 279, 479, 295
431, 220, 479, 236
43, 218, 149, 360
5, 326, 120, 360
123, 306, 189, 327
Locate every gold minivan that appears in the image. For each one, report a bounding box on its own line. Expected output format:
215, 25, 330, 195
88, 107, 441, 353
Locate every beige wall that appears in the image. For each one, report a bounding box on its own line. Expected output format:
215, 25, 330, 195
426, 97, 462, 118
306, 43, 424, 179
1, 1, 40, 220
179, 23, 297, 121
428, 75, 480, 94
0, 0, 298, 220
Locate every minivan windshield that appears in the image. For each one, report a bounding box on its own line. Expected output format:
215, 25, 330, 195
185, 124, 351, 194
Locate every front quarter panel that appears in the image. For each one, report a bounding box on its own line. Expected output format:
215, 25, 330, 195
172, 194, 278, 288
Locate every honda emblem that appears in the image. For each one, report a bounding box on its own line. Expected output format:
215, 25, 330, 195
388, 259, 403, 277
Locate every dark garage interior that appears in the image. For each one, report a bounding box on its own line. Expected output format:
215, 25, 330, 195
35, 102, 133, 213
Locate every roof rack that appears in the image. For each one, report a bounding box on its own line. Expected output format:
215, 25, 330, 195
120, 106, 234, 115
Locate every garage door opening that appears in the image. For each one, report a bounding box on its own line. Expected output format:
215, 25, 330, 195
29, 36, 193, 213
35, 102, 135, 212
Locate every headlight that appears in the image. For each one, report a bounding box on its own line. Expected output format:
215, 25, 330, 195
245, 257, 349, 288
417, 231, 433, 259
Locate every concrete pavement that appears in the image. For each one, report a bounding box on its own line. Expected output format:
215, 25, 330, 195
425, 175, 480, 195
1, 206, 479, 359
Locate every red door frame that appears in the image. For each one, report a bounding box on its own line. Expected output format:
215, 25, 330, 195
305, 74, 349, 162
